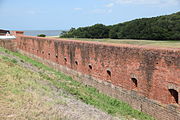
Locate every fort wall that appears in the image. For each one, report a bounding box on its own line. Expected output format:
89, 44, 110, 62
1, 34, 180, 120
0, 39, 17, 52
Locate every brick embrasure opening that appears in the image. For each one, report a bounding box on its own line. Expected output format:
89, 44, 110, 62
107, 69, 111, 77
169, 89, 179, 104
55, 54, 58, 58
75, 61, 78, 65
88, 64, 92, 70
64, 57, 67, 63
131, 78, 138, 87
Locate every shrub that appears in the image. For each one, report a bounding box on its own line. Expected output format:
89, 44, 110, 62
37, 34, 46, 37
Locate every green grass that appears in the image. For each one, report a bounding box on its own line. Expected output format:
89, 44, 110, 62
2, 56, 18, 64
0, 53, 65, 119
0, 47, 155, 120
55, 38, 180, 48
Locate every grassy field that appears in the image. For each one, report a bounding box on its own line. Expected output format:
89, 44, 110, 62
0, 47, 155, 120
71, 38, 180, 48
48, 36, 180, 48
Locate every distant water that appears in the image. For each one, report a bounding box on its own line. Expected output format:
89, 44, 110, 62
24, 30, 62, 36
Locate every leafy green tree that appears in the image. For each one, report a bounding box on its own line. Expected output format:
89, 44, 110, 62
60, 12, 180, 40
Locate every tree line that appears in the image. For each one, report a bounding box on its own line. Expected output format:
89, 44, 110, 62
60, 12, 180, 40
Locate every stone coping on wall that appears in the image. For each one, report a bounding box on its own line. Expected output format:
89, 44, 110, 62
17, 35, 180, 52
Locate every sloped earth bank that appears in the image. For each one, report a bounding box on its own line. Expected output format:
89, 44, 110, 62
0, 49, 154, 120
0, 52, 120, 120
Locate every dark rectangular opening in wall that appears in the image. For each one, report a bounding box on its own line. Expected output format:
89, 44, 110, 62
169, 89, 178, 104
75, 61, 78, 65
89, 64, 92, 70
55, 54, 58, 59
107, 70, 111, 77
64, 57, 67, 63
131, 78, 138, 87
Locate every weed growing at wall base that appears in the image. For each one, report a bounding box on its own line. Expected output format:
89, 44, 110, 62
0, 47, 155, 120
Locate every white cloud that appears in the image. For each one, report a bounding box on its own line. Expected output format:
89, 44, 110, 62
92, 8, 113, 14
74, 8, 83, 11
107, 0, 180, 6
92, 9, 106, 14
105, 3, 114, 7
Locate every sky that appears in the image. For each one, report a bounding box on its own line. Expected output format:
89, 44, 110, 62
0, 0, 180, 30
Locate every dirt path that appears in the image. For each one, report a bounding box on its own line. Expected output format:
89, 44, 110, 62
0, 51, 122, 120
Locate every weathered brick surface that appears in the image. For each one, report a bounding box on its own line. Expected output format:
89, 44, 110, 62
0, 39, 17, 52
4, 34, 180, 120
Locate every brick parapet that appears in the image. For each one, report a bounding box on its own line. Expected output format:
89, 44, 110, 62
2, 34, 180, 120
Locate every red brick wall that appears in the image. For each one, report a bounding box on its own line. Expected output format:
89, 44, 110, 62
16, 35, 180, 105
15, 35, 180, 119
0, 39, 17, 52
